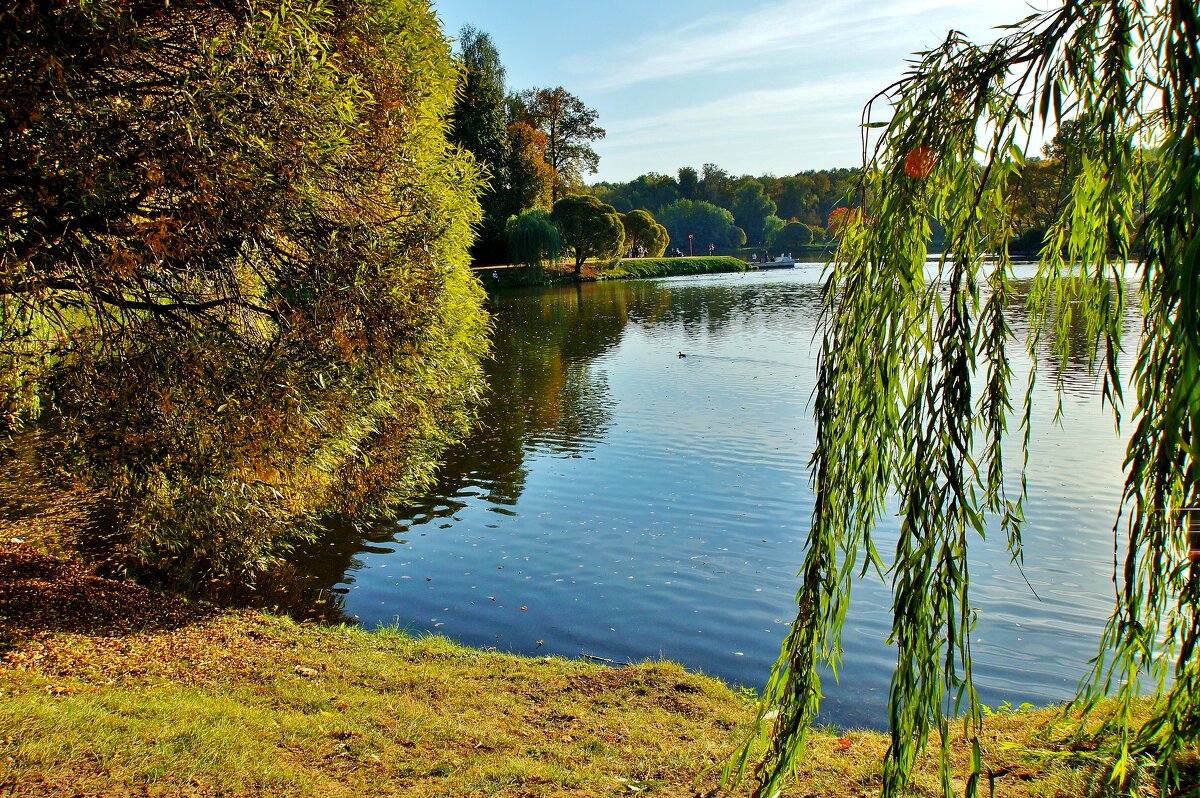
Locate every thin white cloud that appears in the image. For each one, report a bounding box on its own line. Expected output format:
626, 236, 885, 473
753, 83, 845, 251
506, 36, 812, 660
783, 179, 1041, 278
582, 0, 989, 93
601, 76, 883, 158
582, 0, 1055, 180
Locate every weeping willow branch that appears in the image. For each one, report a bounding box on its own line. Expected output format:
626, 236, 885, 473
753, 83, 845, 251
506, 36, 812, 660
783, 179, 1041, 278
727, 2, 1200, 797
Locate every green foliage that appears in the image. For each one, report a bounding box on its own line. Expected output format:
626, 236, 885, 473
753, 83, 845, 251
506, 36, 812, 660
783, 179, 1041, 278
700, 163, 735, 208
1006, 115, 1129, 252
677, 167, 700, 200
504, 121, 556, 215
0, 0, 488, 583
550, 195, 624, 278
510, 87, 605, 202
505, 208, 561, 277
730, 2, 1200, 797
730, 181, 778, 246
594, 173, 680, 215
604, 257, 748, 280
619, 210, 669, 257
450, 25, 512, 263
594, 166, 860, 231
763, 216, 787, 246
657, 199, 742, 251
767, 221, 814, 251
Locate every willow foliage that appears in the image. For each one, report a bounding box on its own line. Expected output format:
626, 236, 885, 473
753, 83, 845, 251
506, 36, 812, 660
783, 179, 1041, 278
0, 0, 488, 583
505, 207, 562, 274
730, 2, 1199, 796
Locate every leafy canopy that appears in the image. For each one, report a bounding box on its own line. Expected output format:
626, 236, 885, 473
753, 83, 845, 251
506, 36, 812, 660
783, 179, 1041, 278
505, 208, 561, 277
730, 180, 779, 246
619, 210, 669, 258
510, 87, 605, 202
657, 199, 745, 251
450, 24, 511, 263
504, 121, 557, 214
729, 2, 1200, 797
549, 194, 624, 277
0, 0, 488, 583
767, 221, 814, 252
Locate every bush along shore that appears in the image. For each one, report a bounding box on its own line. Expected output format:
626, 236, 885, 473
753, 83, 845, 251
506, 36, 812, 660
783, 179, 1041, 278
0, 540, 1174, 797
601, 256, 750, 280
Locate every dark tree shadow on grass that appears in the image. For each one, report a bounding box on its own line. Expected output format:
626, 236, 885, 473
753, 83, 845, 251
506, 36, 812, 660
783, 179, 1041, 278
0, 543, 212, 643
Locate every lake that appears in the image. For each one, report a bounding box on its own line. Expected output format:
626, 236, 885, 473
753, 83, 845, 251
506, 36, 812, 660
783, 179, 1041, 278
283, 266, 1134, 730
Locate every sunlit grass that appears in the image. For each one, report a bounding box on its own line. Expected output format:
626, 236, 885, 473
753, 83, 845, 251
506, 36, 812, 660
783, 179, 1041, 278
0, 610, 1181, 796
604, 256, 750, 280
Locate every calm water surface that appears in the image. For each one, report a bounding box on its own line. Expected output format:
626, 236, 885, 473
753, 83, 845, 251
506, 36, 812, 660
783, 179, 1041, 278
291, 266, 1133, 730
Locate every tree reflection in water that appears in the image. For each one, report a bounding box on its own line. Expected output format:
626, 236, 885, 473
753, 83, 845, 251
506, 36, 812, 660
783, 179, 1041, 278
249, 267, 1128, 634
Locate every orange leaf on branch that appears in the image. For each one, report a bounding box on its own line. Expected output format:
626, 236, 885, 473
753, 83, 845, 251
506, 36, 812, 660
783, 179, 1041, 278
903, 146, 936, 179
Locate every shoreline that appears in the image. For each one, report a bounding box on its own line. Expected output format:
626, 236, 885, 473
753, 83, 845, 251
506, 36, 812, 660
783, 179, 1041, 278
473, 256, 756, 289
0, 540, 1150, 797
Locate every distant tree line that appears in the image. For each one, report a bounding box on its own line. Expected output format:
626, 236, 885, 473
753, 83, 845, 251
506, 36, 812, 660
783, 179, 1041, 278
590, 165, 860, 252
449, 26, 605, 265
588, 125, 1115, 257
448, 24, 1101, 270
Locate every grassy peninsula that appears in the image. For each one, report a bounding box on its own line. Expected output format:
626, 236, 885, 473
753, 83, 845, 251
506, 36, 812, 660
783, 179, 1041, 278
478, 256, 753, 288
602, 256, 750, 280
0, 542, 1159, 798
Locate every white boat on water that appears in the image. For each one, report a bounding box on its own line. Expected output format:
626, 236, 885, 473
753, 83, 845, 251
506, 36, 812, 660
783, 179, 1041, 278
752, 254, 796, 269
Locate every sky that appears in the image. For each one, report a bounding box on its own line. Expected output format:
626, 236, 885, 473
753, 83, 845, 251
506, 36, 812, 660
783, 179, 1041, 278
432, 0, 1052, 184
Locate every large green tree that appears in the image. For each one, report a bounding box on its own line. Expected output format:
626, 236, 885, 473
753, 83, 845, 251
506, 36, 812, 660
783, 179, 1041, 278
676, 167, 700, 201
766, 220, 813, 252
732, 2, 1200, 797
657, 199, 744, 252
449, 24, 511, 263
510, 87, 605, 202
0, 0, 488, 582
730, 180, 779, 246
619, 210, 669, 258
505, 207, 560, 278
549, 195, 624, 278
699, 163, 735, 209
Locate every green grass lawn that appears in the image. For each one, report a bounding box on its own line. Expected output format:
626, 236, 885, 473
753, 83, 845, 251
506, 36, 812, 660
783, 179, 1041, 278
0, 543, 1179, 797
602, 256, 749, 280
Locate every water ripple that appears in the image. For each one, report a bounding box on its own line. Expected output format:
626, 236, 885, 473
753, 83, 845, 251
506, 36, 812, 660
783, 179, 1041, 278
311, 270, 1134, 730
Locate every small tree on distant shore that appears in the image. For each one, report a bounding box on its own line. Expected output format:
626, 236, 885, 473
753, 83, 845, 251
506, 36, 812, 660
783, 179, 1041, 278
731, 180, 778, 246
505, 208, 561, 279
825, 206, 858, 238
619, 210, 669, 257
767, 221, 813, 252
550, 195, 624, 278
657, 199, 743, 252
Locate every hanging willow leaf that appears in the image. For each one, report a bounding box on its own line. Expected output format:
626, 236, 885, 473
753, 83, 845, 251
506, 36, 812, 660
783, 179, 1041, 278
727, 2, 1200, 797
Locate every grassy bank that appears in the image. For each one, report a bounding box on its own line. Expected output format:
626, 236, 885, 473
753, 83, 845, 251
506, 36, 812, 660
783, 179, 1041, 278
0, 543, 1176, 797
728, 244, 834, 259
473, 256, 750, 289
603, 256, 749, 280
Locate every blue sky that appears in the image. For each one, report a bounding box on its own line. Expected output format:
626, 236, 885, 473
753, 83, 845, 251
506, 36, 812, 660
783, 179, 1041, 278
432, 0, 1049, 183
